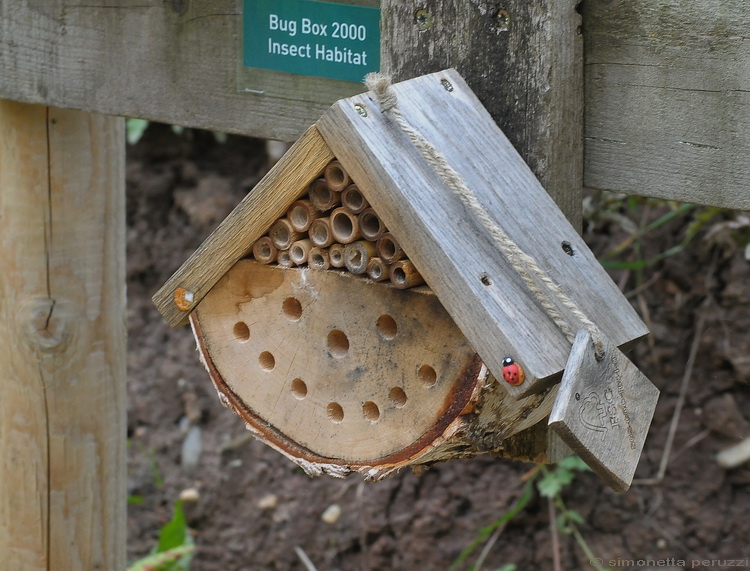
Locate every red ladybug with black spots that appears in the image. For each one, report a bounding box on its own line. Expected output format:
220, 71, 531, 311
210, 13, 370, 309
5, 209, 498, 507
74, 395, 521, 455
501, 357, 525, 386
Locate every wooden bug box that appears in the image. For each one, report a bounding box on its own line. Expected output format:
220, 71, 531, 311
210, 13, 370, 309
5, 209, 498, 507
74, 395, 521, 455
154, 69, 649, 481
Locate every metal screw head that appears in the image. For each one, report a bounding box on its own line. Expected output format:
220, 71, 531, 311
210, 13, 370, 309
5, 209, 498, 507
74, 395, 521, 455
354, 104, 368, 117
415, 9, 431, 31
496, 9, 510, 32
440, 79, 454, 92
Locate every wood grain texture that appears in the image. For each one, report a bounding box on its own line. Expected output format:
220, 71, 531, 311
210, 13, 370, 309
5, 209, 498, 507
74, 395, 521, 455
550, 330, 660, 492
0, 0, 373, 142
152, 126, 334, 327
583, 0, 750, 209
381, 0, 584, 225
318, 69, 647, 397
0, 101, 126, 569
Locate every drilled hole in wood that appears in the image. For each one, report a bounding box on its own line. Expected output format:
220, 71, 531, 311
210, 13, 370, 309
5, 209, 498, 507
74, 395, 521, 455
259, 351, 276, 371
327, 329, 349, 358
376, 315, 397, 340
362, 401, 380, 422
388, 387, 408, 408
233, 321, 250, 341
282, 297, 302, 320
418, 364, 437, 387
327, 402, 344, 423
291, 378, 307, 399
561, 241, 575, 256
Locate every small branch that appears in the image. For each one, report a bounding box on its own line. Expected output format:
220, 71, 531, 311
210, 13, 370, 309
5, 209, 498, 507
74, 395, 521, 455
548, 497, 562, 571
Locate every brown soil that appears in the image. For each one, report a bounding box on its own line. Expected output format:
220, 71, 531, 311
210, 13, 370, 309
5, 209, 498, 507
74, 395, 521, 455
126, 124, 750, 570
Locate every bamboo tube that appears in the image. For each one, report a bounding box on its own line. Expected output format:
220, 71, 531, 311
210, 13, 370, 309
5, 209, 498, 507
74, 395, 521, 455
390, 260, 425, 289
344, 240, 377, 275
287, 199, 320, 233
308, 247, 331, 270
341, 184, 369, 214
376, 232, 406, 263
324, 159, 351, 191
309, 217, 335, 248
330, 207, 361, 244
289, 239, 313, 265
329, 243, 346, 268
309, 178, 341, 212
252, 236, 278, 264
366, 257, 390, 282
269, 218, 300, 250
358, 208, 385, 241
277, 250, 295, 267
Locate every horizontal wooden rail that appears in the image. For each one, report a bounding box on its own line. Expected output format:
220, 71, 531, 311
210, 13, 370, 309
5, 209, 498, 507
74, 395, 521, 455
0, 1, 747, 209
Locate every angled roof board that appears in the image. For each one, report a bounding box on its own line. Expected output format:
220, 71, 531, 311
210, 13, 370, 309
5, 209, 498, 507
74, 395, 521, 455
317, 69, 647, 397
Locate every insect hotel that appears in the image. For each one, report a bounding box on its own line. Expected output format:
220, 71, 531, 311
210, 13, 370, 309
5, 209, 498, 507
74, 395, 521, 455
154, 70, 657, 491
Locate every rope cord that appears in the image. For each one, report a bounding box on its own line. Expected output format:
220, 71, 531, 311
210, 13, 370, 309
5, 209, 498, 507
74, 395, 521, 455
364, 73, 604, 358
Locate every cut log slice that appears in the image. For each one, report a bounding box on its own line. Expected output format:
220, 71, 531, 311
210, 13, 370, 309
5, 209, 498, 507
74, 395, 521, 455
191, 260, 487, 476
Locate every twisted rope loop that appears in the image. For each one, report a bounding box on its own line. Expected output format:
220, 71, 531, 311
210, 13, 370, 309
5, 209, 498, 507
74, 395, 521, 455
364, 72, 604, 359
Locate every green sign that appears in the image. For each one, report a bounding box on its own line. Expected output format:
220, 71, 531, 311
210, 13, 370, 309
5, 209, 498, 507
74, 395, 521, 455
243, 0, 380, 84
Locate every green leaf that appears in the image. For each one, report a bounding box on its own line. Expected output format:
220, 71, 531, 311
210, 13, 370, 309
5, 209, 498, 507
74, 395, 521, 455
127, 545, 195, 571
565, 509, 586, 525
126, 118, 149, 145
557, 455, 591, 472
450, 479, 535, 570
494, 565, 517, 571
127, 495, 145, 505
537, 468, 574, 498
156, 501, 190, 553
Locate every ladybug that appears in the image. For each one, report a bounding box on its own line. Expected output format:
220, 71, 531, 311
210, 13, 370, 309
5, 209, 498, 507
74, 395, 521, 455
501, 357, 525, 386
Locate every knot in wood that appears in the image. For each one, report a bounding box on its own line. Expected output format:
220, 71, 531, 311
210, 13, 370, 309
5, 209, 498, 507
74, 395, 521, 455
20, 297, 73, 354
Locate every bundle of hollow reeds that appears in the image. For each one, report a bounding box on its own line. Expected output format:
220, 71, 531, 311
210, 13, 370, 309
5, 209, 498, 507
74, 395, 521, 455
250, 160, 425, 290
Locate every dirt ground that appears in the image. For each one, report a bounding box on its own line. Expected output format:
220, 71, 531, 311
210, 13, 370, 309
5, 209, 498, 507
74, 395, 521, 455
125, 124, 750, 570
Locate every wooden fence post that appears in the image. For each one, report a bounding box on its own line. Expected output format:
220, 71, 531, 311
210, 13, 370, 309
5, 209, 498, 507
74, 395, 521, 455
380, 0, 583, 226
380, 1, 583, 461
0, 101, 126, 570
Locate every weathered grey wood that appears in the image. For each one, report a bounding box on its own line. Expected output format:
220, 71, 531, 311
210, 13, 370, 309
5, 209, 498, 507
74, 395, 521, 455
380, 0, 584, 225
152, 126, 334, 327
318, 69, 648, 397
584, 0, 750, 210
0, 0, 373, 143
550, 330, 660, 492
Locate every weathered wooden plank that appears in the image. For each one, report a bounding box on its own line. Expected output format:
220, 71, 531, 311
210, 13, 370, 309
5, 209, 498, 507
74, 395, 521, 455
0, 101, 126, 569
152, 126, 335, 327
0, 0, 373, 142
583, 0, 750, 210
317, 69, 647, 397
380, 0, 584, 225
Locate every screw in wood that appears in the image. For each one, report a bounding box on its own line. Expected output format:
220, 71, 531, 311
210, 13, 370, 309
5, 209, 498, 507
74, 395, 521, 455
174, 287, 194, 311
414, 9, 431, 31
440, 79, 454, 92
495, 9, 510, 32
354, 104, 368, 118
